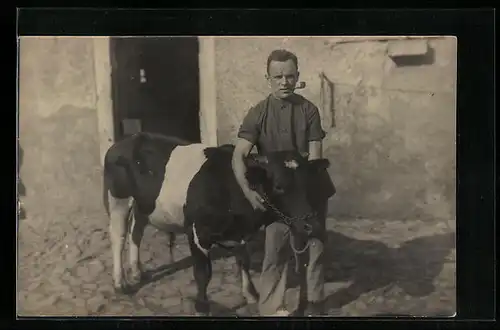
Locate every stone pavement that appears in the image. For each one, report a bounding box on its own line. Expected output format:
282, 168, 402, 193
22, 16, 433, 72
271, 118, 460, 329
17, 211, 456, 317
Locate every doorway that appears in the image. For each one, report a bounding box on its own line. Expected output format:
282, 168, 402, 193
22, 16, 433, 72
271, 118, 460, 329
110, 37, 201, 143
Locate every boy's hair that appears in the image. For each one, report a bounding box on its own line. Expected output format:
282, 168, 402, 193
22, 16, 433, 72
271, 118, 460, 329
266, 49, 298, 74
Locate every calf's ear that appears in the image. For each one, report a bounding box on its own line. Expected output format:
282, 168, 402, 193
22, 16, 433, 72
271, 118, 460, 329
307, 164, 336, 201
309, 158, 330, 171
203, 146, 223, 160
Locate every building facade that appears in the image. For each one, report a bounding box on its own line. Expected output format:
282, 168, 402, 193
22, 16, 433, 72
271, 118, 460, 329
18, 36, 457, 222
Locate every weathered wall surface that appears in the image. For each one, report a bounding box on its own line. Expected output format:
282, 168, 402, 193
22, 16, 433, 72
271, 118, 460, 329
18, 37, 103, 225
17, 36, 457, 223
214, 37, 457, 221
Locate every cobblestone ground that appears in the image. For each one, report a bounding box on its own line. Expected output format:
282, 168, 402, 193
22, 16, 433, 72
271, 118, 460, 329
17, 209, 456, 317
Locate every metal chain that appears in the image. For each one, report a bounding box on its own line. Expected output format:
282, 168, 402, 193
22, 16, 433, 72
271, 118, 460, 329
260, 192, 316, 229
260, 192, 315, 272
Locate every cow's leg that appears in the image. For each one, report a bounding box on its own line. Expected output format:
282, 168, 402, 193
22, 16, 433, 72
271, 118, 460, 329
128, 210, 148, 284
235, 244, 259, 304
188, 230, 212, 316
109, 193, 131, 293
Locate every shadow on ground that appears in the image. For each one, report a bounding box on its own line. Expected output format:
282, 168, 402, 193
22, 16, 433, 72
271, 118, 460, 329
127, 228, 455, 316
123, 248, 233, 296
247, 229, 455, 315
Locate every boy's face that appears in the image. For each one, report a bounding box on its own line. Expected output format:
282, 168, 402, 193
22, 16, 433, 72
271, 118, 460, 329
266, 59, 299, 100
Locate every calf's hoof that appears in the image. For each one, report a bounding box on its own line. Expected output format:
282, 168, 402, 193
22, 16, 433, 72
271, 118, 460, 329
113, 284, 127, 295
242, 285, 259, 305
194, 300, 210, 316
113, 277, 127, 294
113, 283, 135, 296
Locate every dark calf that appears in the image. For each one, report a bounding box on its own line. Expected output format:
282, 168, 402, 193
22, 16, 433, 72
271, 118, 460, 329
185, 147, 333, 315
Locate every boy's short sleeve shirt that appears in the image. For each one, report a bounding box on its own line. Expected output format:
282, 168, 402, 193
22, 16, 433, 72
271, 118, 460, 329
238, 93, 326, 154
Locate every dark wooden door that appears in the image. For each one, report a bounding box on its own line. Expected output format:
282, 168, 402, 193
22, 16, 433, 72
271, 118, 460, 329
111, 37, 200, 142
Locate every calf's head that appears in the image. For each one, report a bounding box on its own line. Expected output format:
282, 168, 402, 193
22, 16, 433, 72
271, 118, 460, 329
245, 150, 331, 237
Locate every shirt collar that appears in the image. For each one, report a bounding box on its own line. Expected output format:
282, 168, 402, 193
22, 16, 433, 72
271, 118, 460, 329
268, 93, 302, 107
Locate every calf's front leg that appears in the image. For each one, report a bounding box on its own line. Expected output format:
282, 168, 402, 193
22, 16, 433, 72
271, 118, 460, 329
235, 244, 259, 304
188, 228, 212, 316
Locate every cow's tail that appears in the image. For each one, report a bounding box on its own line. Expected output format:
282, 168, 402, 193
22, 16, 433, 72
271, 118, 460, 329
103, 163, 135, 221
168, 231, 176, 261
103, 167, 111, 218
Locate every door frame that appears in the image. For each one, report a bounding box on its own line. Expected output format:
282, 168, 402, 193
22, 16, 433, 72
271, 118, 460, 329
93, 36, 218, 166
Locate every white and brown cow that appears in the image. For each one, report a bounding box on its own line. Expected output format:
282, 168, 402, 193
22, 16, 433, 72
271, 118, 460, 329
102, 132, 331, 316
